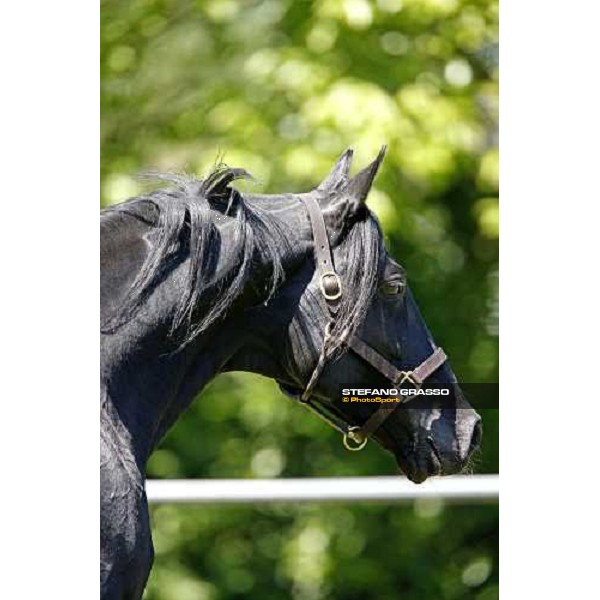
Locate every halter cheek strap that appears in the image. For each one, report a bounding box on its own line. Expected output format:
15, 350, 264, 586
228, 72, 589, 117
296, 194, 448, 451
301, 191, 342, 301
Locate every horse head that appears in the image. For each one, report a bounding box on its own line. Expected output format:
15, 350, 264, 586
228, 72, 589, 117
234, 148, 481, 482
101, 148, 481, 482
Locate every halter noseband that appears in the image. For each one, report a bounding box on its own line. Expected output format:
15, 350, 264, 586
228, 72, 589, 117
295, 194, 447, 451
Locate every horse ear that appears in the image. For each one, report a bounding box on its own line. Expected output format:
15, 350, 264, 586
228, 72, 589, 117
341, 145, 386, 206
316, 148, 354, 193
322, 146, 386, 241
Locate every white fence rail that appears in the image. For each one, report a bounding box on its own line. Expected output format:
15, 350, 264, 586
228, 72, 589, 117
146, 474, 498, 505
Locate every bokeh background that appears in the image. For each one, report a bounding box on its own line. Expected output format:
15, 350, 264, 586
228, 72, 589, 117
101, 1, 498, 599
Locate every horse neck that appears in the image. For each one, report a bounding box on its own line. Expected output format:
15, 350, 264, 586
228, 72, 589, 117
101, 318, 245, 470
100, 193, 313, 470
100, 252, 298, 470
101, 219, 247, 468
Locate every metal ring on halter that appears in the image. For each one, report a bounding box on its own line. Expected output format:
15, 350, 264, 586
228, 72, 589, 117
319, 271, 342, 301
396, 371, 418, 387
343, 426, 368, 451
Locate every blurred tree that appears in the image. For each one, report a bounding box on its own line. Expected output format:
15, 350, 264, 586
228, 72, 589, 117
101, 1, 498, 599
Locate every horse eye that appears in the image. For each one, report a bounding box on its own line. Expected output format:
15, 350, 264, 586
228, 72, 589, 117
381, 280, 405, 296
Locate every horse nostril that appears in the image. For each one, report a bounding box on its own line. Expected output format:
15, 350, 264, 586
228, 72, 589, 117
468, 419, 483, 456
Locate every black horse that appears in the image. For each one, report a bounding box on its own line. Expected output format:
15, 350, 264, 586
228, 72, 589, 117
100, 148, 481, 600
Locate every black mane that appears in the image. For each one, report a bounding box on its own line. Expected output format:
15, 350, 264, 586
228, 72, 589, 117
101, 166, 292, 345
101, 165, 384, 355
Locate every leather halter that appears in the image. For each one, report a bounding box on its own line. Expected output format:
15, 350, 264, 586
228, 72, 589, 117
296, 194, 448, 451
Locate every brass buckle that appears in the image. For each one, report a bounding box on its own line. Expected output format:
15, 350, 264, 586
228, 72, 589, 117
320, 271, 342, 301
343, 427, 368, 451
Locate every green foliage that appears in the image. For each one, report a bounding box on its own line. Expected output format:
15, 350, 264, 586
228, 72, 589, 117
102, 0, 498, 598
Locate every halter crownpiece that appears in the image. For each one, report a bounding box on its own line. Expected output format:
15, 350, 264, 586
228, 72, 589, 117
296, 193, 448, 451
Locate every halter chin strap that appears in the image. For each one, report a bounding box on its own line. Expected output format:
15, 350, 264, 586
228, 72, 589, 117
296, 194, 448, 451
